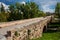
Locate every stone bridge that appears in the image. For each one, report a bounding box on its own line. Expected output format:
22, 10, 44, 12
0, 16, 53, 40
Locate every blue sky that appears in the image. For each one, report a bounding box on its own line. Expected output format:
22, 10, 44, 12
0, 0, 60, 13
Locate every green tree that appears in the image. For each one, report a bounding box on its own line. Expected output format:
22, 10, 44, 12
8, 3, 24, 21
0, 3, 8, 22
8, 5, 15, 21
29, 2, 39, 18
0, 12, 8, 22
15, 3, 24, 19
1, 3, 5, 12
6, 2, 46, 21
55, 3, 60, 18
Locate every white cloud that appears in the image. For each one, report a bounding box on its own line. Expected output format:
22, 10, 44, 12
42, 5, 55, 13
33, 0, 58, 13
21, 1, 26, 5
41, 1, 57, 13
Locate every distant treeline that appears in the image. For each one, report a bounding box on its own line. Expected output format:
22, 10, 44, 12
0, 2, 46, 22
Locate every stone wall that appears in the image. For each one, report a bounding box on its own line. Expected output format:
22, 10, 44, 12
0, 16, 52, 40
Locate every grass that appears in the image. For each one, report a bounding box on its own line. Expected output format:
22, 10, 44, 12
31, 31, 60, 40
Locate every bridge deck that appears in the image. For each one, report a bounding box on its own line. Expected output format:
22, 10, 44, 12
0, 16, 51, 36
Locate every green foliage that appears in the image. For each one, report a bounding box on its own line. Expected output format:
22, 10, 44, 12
0, 2, 46, 22
8, 4, 24, 21
0, 13, 6, 22
55, 2, 60, 18
38, 11, 46, 17
0, 3, 9, 22
31, 31, 60, 40
14, 31, 19, 37
1, 3, 5, 12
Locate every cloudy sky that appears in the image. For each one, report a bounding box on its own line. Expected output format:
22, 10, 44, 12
0, 0, 60, 13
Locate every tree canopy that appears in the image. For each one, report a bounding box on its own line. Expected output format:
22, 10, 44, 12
0, 2, 46, 22
55, 2, 60, 18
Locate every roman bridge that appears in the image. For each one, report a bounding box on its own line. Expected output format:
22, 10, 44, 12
0, 16, 53, 40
